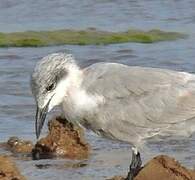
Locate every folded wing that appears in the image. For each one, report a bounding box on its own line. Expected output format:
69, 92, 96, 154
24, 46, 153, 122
82, 63, 195, 142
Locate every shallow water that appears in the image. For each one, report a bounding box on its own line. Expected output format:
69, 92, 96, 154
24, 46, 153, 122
0, 0, 195, 179
1, 0, 195, 33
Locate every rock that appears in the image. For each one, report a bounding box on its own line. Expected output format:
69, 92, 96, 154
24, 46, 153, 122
135, 155, 195, 180
6, 137, 33, 154
0, 155, 26, 180
109, 155, 195, 180
0, 116, 90, 161
32, 116, 90, 160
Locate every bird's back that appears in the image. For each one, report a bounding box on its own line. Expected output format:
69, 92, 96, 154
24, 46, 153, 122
81, 63, 195, 145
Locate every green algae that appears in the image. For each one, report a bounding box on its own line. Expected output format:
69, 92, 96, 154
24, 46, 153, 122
0, 29, 186, 47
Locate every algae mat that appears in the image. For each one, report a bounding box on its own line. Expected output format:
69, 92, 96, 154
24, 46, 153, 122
0, 29, 186, 47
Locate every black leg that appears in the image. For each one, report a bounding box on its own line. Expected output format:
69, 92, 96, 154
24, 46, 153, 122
125, 147, 142, 180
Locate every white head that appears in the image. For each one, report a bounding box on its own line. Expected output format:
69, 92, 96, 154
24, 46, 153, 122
31, 53, 82, 138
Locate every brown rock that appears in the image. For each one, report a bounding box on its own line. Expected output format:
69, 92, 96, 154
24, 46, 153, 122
0, 155, 26, 180
6, 137, 33, 154
32, 116, 90, 160
110, 155, 195, 180
135, 155, 195, 180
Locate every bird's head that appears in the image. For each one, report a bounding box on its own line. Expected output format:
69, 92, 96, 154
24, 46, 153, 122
31, 53, 82, 139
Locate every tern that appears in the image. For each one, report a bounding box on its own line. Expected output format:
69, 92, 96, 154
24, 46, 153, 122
31, 53, 195, 179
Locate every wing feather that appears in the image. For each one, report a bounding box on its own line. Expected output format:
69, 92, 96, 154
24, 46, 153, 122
82, 63, 195, 142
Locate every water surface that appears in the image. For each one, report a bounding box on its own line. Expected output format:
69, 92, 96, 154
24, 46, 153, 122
0, 0, 195, 179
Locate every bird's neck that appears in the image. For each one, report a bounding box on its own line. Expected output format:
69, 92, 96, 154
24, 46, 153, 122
62, 87, 103, 122
61, 69, 104, 122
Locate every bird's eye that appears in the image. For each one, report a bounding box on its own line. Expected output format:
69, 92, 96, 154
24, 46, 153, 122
46, 83, 55, 92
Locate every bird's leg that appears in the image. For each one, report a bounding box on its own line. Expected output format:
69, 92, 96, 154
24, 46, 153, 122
125, 147, 142, 180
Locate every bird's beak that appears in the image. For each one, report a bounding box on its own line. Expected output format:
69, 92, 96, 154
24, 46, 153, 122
35, 101, 50, 139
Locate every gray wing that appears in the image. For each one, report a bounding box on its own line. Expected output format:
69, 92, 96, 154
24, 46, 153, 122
82, 63, 195, 143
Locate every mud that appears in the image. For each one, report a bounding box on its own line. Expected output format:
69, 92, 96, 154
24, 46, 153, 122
0, 155, 26, 180
32, 116, 90, 160
110, 155, 195, 180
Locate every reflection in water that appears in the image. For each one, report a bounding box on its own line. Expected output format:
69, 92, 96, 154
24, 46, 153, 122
35, 161, 88, 170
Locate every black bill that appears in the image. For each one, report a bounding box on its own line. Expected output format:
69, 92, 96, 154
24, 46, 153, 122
35, 102, 50, 139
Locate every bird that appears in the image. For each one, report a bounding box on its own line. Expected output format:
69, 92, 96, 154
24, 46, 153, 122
31, 53, 195, 180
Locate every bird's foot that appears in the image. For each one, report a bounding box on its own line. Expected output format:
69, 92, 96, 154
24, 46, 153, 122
125, 147, 142, 180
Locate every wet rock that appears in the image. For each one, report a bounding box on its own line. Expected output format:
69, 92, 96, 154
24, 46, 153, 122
135, 155, 195, 180
6, 137, 33, 154
110, 155, 195, 180
32, 116, 90, 160
0, 117, 90, 161
0, 155, 26, 180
